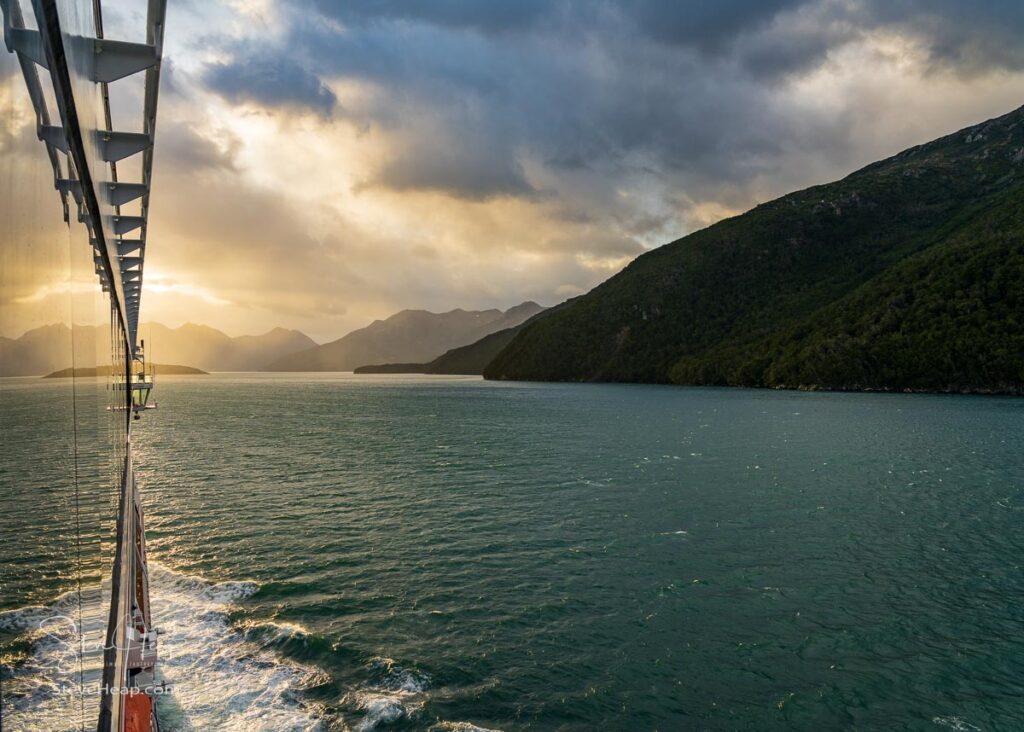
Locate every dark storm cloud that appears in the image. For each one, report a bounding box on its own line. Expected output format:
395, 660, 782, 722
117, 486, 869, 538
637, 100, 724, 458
365, 135, 537, 201
846, 0, 1024, 73
197, 1, 1024, 206
304, 0, 551, 34
302, 0, 811, 49
203, 50, 337, 116
278, 15, 809, 198
620, 0, 1024, 78
625, 0, 810, 50
620, 0, 1024, 72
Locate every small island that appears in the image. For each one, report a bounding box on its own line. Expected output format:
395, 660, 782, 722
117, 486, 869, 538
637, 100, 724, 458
43, 364, 208, 378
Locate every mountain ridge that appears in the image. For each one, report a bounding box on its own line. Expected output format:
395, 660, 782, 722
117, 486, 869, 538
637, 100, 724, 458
485, 106, 1024, 394
265, 302, 546, 372
354, 302, 565, 375
0, 323, 317, 375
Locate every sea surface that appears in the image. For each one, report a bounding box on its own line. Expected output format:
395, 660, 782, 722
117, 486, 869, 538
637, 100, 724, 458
3, 373, 1024, 730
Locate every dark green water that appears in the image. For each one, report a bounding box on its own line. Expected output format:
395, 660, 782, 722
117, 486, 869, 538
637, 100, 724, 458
6, 374, 1024, 730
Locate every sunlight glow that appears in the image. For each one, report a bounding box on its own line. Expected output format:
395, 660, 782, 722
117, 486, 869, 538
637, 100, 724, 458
144, 274, 232, 306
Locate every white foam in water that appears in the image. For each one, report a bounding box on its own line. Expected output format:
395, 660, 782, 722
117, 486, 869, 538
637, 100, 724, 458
0, 597, 76, 634
428, 722, 504, 732
345, 656, 430, 730
345, 656, 504, 731
145, 563, 327, 732
3, 569, 501, 732
367, 655, 430, 693
351, 693, 416, 731
1, 566, 326, 731
0, 589, 107, 732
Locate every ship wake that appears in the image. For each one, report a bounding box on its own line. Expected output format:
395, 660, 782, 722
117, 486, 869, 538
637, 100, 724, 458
0, 588, 104, 732
2, 565, 504, 731
145, 563, 326, 731
0, 565, 327, 732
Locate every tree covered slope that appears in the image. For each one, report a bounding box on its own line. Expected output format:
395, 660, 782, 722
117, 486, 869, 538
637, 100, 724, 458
485, 107, 1024, 393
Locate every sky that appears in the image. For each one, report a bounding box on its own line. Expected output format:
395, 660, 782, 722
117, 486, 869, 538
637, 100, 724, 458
9, 1, 1024, 342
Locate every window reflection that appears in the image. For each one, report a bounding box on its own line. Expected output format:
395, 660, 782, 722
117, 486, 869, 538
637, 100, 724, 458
0, 5, 128, 727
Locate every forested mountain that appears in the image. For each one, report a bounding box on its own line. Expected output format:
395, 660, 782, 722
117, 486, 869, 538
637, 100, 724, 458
486, 106, 1024, 394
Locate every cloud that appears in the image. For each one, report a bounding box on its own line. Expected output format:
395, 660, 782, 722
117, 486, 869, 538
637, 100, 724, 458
157, 121, 241, 173
143, 275, 232, 306
203, 50, 337, 116
362, 131, 536, 200
12, 280, 98, 304
304, 0, 552, 34
626, 0, 812, 51
844, 0, 1024, 74
210, 14, 820, 207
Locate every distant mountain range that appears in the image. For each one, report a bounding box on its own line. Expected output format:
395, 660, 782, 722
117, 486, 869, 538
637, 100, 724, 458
138, 323, 316, 372
0, 324, 74, 377
485, 106, 1024, 394
265, 302, 545, 372
0, 323, 316, 376
354, 305, 559, 375
1, 303, 548, 376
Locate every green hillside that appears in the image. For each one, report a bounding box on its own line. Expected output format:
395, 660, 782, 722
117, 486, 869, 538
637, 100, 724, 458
485, 106, 1024, 394
421, 325, 526, 374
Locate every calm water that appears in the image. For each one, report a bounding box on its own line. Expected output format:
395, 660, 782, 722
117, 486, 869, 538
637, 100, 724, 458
4, 374, 1024, 730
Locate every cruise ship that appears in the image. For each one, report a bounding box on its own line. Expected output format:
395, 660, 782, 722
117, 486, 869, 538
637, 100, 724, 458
1, 0, 167, 730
